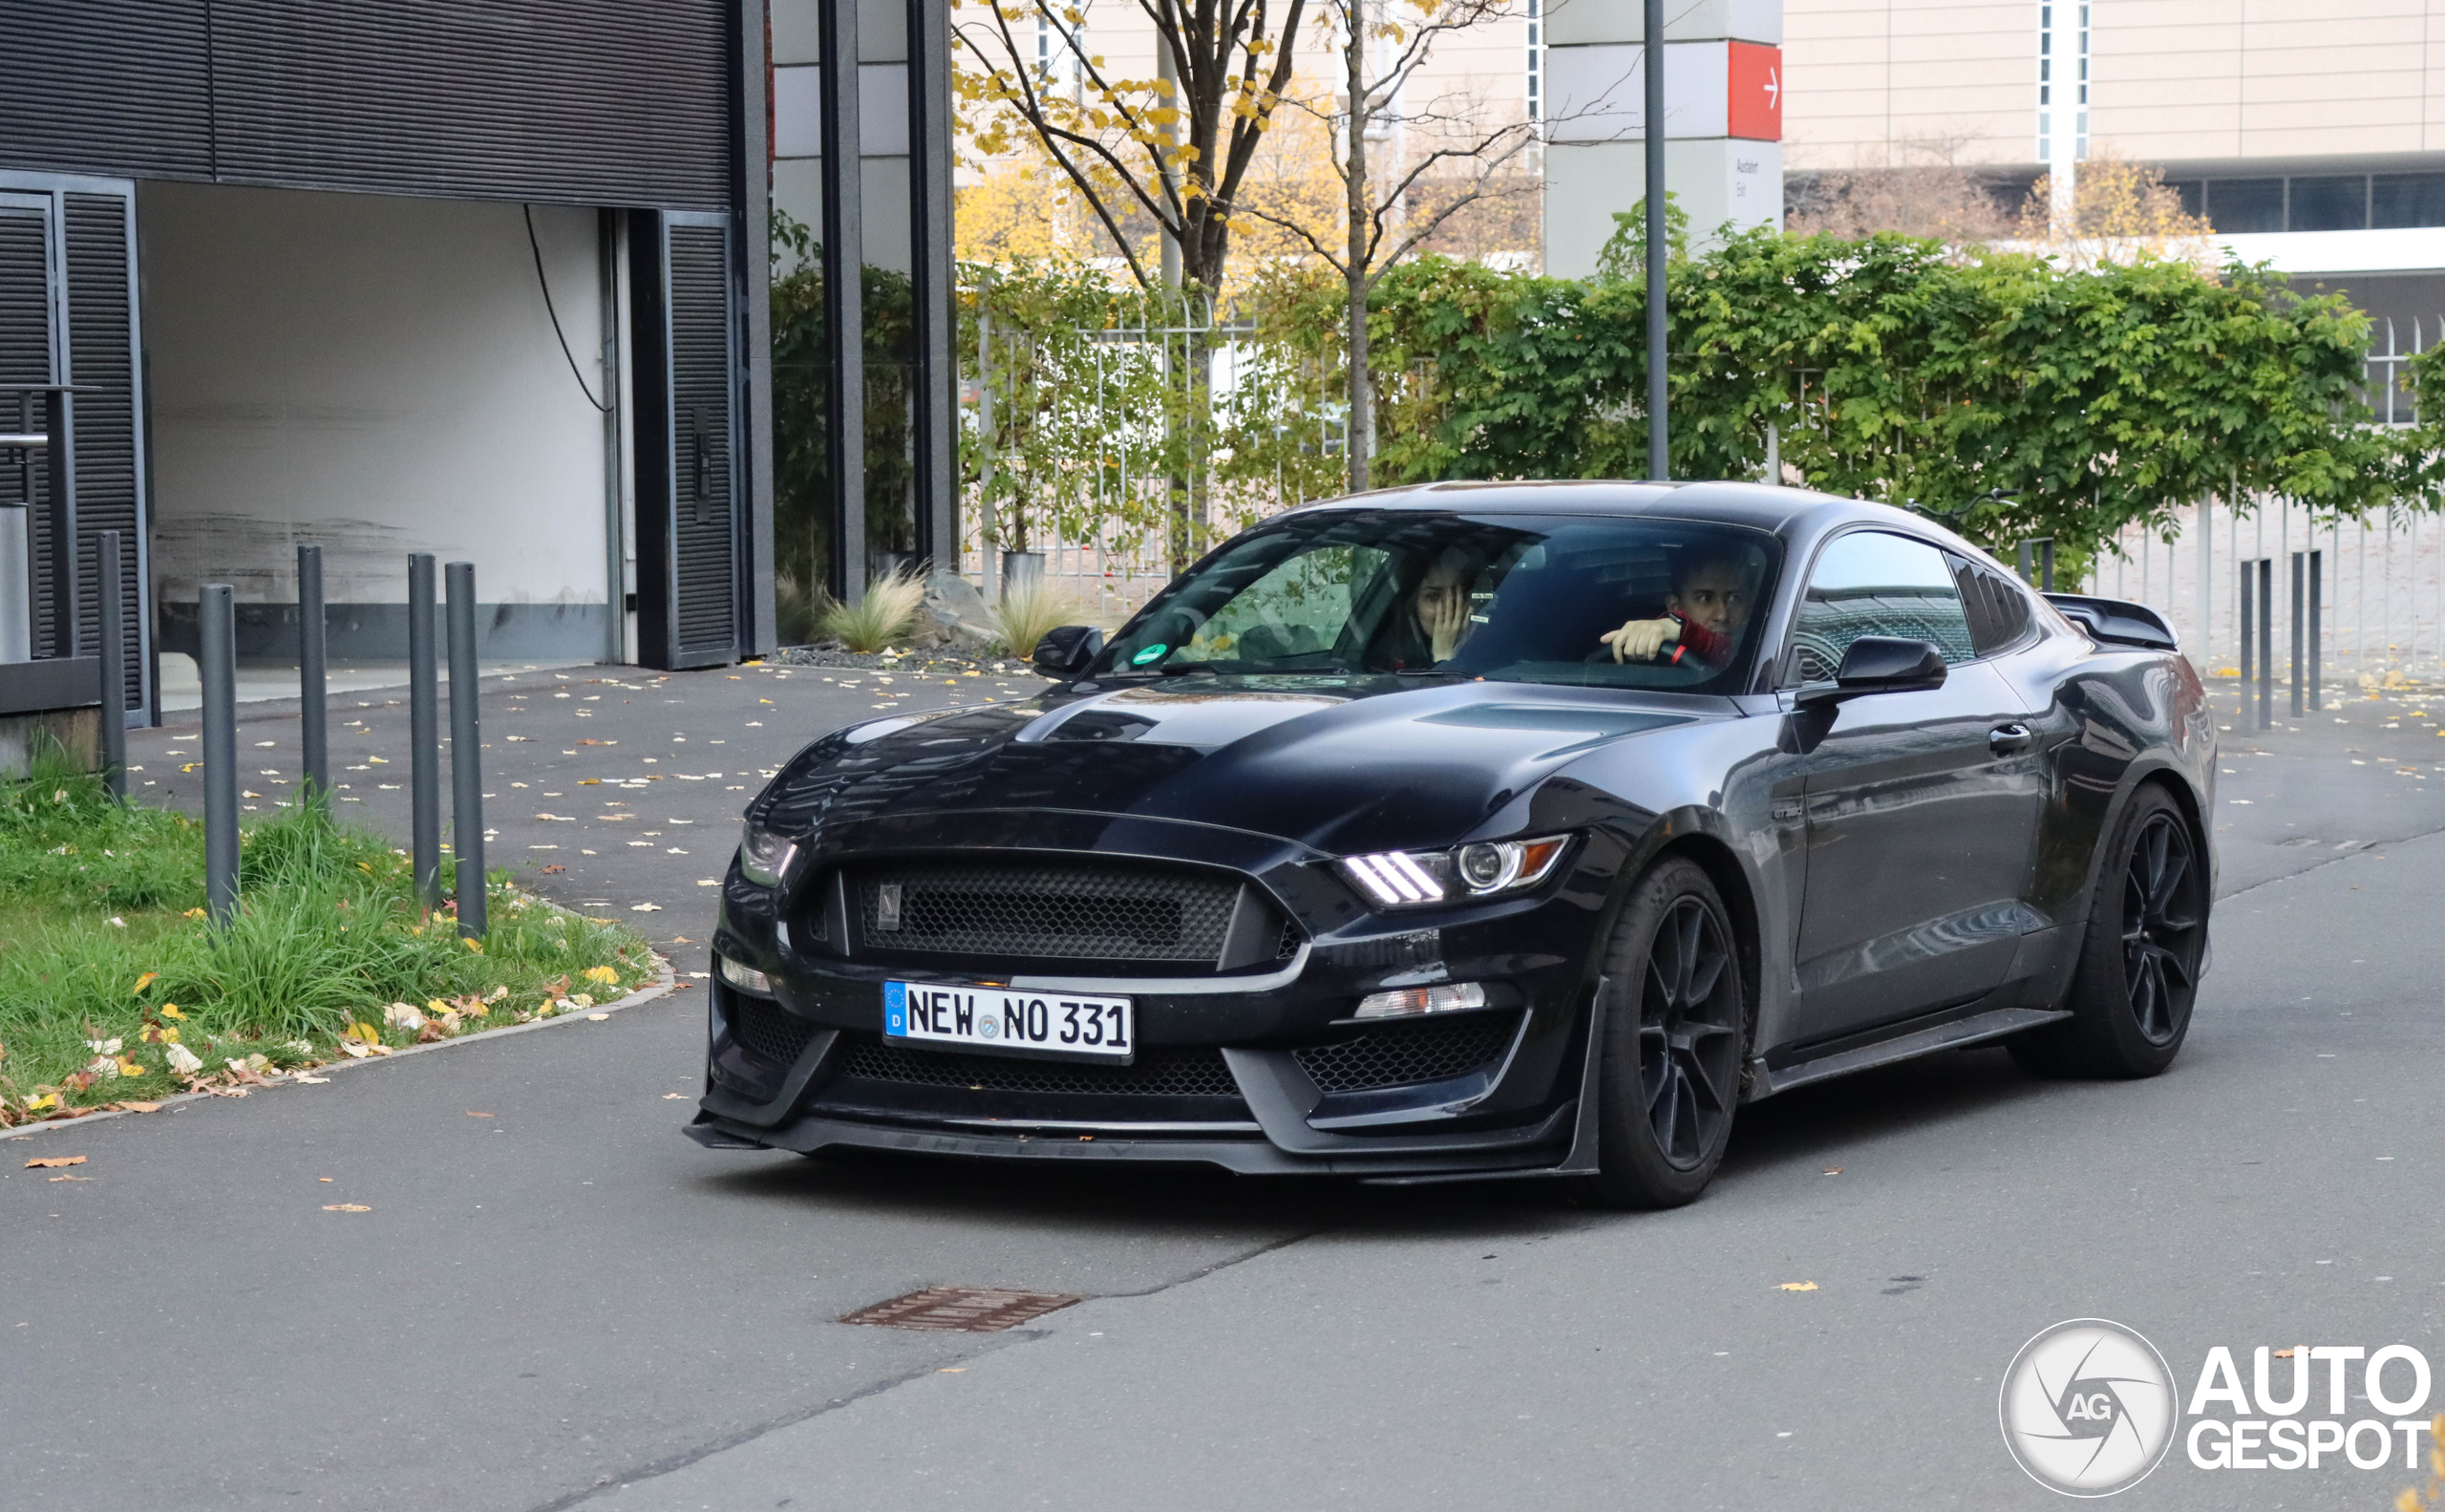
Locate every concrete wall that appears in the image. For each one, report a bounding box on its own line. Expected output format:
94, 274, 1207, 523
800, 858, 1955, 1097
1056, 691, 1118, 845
138, 181, 614, 659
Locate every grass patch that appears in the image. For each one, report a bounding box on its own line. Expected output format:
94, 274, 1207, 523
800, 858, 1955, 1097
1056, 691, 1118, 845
817, 568, 926, 652
0, 743, 659, 1127
987, 575, 1079, 660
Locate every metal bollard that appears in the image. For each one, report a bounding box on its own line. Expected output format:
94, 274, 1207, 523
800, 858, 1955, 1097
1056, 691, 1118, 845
2289, 551, 2306, 718
446, 560, 485, 937
2257, 558, 2274, 733
409, 553, 441, 912
200, 583, 239, 924
2239, 559, 2255, 725
2307, 549, 2323, 714
298, 543, 328, 797
97, 530, 125, 799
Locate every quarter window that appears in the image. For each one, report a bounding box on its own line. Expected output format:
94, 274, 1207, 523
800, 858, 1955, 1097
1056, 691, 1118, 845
1789, 532, 1975, 682
1951, 556, 2036, 658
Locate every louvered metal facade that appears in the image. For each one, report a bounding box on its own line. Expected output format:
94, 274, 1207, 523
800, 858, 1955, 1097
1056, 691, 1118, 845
0, 177, 146, 719
0, 1, 735, 212
632, 211, 745, 670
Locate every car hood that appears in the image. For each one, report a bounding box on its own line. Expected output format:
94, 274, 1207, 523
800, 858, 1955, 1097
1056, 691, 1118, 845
756, 675, 1712, 855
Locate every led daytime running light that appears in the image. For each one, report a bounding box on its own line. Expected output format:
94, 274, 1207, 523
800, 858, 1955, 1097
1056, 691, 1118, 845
1353, 982, 1489, 1019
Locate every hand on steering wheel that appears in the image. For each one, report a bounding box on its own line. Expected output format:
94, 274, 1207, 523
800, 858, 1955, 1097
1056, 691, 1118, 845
1599, 615, 1682, 664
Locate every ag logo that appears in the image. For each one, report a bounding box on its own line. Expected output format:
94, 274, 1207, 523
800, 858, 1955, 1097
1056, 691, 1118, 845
2000, 1319, 2177, 1496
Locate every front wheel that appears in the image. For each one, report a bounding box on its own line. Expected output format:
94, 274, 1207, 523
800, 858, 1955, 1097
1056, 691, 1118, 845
2010, 784, 2206, 1079
1571, 857, 1749, 1209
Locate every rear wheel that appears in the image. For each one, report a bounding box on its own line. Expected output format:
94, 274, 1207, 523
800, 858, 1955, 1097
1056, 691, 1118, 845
2010, 784, 2205, 1079
1573, 858, 1748, 1209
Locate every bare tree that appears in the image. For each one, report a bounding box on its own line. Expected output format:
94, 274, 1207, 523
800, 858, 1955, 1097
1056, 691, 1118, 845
952, 0, 1311, 293
1241, 0, 1539, 491
1785, 136, 2018, 245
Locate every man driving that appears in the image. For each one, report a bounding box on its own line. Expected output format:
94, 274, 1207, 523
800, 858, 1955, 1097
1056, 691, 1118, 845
1598, 550, 1754, 669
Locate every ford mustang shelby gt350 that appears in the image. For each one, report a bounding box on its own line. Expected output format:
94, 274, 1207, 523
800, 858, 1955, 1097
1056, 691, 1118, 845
691, 481, 2214, 1206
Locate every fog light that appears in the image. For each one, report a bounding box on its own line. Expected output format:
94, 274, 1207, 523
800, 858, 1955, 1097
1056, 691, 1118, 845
1352, 982, 1488, 1019
717, 955, 773, 996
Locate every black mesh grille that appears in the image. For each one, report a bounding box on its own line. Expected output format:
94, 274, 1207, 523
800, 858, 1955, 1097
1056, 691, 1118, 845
1294, 1011, 1523, 1094
834, 1033, 1242, 1098
1278, 916, 1304, 958
856, 861, 1240, 963
730, 995, 819, 1068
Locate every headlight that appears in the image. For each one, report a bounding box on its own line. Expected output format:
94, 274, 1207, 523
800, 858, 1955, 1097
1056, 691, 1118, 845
1337, 835, 1570, 909
736, 820, 799, 888
716, 955, 774, 995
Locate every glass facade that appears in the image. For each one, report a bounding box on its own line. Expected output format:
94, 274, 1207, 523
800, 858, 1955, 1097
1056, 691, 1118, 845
2162, 171, 2445, 234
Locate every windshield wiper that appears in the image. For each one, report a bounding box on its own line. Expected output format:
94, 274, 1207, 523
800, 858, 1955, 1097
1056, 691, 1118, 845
1159, 662, 1221, 676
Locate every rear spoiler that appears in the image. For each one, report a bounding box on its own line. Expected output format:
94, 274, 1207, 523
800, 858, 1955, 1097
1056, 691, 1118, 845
2043, 593, 2178, 651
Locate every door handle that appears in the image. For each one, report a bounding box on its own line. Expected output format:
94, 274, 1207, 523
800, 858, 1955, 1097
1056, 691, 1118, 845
1988, 722, 2033, 755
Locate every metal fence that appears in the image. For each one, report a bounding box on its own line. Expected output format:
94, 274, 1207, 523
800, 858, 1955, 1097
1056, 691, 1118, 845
959, 296, 1347, 625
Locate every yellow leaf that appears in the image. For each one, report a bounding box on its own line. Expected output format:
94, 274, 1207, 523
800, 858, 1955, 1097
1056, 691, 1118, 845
160, 1004, 186, 1019
25, 1093, 57, 1113
464, 937, 484, 953
132, 971, 159, 995
115, 1055, 142, 1077
1776, 1281, 1818, 1291
184, 907, 206, 921
582, 965, 621, 986
24, 1155, 84, 1168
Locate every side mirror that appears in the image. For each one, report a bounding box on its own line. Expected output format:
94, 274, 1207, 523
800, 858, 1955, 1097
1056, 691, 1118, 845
1796, 636, 1948, 706
1031, 625, 1105, 678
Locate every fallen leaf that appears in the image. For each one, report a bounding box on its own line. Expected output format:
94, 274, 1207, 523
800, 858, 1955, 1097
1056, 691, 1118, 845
587, 1012, 610, 1022
466, 1111, 495, 1118
663, 1093, 688, 1099
115, 1101, 161, 1113
1822, 1167, 1843, 1176
49, 1174, 91, 1182
132, 971, 158, 994
322, 1203, 372, 1212
631, 903, 663, 912
542, 863, 565, 873
24, 1156, 85, 1169
159, 1004, 185, 1019
1776, 1282, 1818, 1292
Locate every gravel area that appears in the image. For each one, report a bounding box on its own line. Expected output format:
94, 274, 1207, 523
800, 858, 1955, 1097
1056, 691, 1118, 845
766, 644, 1042, 676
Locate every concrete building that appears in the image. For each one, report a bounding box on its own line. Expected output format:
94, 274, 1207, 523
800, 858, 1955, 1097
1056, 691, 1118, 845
1784, 1, 2445, 334
3, 0, 776, 750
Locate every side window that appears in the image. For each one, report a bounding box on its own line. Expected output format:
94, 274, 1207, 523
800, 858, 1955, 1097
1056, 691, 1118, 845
1788, 532, 1976, 682
1950, 555, 2035, 658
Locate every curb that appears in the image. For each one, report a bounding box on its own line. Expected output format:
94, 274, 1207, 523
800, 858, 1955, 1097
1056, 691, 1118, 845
0, 960, 683, 1144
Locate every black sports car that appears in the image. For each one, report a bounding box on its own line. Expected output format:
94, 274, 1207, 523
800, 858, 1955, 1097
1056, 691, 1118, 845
691, 482, 2215, 1205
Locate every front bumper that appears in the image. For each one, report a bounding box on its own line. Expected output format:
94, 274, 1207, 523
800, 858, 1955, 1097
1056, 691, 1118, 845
691, 818, 1625, 1181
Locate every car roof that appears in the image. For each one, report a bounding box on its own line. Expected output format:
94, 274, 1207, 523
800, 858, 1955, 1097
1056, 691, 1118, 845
1289, 479, 1996, 565
1297, 479, 1889, 533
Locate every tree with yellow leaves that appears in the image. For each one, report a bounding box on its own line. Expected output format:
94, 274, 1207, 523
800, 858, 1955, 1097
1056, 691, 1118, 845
952, 0, 1310, 294
2017, 148, 2216, 272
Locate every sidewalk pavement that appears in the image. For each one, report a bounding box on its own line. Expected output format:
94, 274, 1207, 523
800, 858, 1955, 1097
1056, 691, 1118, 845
130, 656, 1054, 980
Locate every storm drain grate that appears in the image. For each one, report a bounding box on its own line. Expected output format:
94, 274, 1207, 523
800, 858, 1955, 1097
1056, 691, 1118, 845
840, 1286, 1084, 1332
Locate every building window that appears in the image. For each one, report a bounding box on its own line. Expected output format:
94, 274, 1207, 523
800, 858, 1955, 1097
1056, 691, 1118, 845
2036, 3, 2088, 163
2288, 175, 2370, 232
2371, 173, 2445, 228
1525, 0, 1542, 122
2206, 178, 2286, 235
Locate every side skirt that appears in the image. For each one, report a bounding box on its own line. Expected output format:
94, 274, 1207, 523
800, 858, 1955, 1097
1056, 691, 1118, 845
1747, 1005, 2071, 1099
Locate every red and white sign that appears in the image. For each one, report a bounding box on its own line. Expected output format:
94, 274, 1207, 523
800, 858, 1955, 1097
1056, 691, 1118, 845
1544, 40, 1784, 144
1727, 41, 1782, 141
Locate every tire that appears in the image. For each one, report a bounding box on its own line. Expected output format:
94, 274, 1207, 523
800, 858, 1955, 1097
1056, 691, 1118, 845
1571, 857, 1750, 1209
2009, 784, 2206, 1079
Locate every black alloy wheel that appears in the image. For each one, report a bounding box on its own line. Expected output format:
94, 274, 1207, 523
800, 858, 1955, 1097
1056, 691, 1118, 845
2011, 784, 2206, 1079
2120, 808, 2203, 1045
1578, 857, 1749, 1208
1640, 897, 1744, 1168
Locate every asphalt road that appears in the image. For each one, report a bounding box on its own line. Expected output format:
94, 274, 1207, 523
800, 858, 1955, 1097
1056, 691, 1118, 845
6, 665, 2445, 1511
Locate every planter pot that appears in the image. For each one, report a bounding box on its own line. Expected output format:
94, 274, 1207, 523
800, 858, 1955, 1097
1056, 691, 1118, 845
999, 550, 1046, 597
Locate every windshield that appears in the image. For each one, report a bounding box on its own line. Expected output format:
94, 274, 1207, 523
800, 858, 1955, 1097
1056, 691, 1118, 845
1098, 510, 1780, 692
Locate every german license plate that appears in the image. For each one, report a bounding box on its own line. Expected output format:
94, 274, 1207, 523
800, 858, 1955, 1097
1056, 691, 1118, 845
883, 981, 1135, 1063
